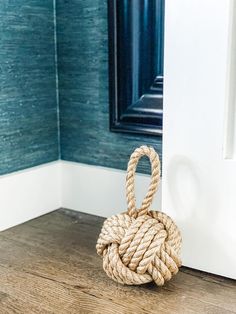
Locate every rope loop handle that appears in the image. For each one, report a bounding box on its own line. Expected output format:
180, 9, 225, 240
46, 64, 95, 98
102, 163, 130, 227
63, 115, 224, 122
126, 145, 161, 218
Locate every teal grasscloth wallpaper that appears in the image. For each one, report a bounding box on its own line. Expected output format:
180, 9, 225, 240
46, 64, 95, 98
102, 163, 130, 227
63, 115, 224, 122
0, 0, 162, 175
56, 0, 162, 173
0, 1, 58, 175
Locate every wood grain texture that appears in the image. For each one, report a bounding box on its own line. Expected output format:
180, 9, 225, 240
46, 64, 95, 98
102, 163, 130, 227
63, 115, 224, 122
0, 1, 58, 175
0, 208, 235, 313
56, 0, 162, 174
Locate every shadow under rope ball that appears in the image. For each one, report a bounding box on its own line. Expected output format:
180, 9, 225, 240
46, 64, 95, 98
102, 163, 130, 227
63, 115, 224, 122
96, 145, 182, 286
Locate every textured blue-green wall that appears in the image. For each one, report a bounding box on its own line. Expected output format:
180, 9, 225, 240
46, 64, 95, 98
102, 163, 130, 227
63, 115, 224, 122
0, 1, 162, 176
57, 0, 162, 173
0, 1, 58, 175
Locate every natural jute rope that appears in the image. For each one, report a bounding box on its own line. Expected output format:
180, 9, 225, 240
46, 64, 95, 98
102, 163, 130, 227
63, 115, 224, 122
96, 146, 182, 286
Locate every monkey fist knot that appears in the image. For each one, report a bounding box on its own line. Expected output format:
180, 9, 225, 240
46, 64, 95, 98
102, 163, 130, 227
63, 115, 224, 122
96, 211, 182, 286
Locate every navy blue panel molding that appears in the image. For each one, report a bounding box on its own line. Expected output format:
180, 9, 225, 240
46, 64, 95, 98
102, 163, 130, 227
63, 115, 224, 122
0, 1, 58, 175
57, 0, 162, 173
109, 0, 164, 136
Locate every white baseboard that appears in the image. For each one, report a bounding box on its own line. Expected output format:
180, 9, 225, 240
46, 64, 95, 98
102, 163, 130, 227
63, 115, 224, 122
0, 161, 161, 231
60, 161, 162, 218
0, 162, 61, 231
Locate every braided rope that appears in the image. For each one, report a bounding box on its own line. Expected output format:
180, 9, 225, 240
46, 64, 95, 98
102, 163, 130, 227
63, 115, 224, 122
96, 145, 182, 286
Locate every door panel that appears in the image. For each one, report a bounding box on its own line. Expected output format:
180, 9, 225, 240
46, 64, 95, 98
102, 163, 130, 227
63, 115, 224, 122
163, 0, 236, 278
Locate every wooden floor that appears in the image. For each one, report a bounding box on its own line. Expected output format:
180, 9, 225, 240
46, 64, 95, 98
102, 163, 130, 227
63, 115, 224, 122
0, 209, 235, 314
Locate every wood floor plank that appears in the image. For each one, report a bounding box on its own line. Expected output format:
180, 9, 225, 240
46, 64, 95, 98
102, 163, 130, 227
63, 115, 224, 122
0, 209, 235, 313
0, 264, 129, 314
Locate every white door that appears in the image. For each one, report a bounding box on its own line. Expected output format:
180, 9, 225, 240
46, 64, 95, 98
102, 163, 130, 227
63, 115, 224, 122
162, 0, 236, 279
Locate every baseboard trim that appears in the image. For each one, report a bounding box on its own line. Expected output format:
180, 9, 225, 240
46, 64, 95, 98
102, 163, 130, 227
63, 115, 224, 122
60, 160, 162, 218
0, 161, 61, 231
0, 161, 161, 231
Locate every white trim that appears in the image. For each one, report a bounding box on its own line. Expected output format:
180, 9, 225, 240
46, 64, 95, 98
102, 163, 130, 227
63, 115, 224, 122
223, 0, 236, 159
60, 160, 162, 218
0, 161, 161, 231
0, 162, 61, 231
